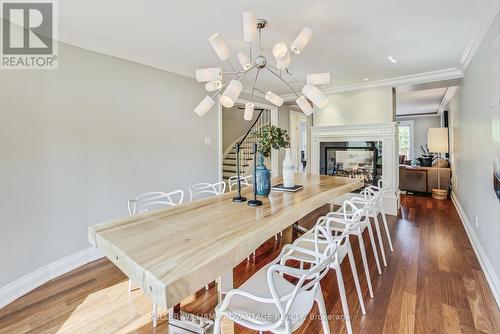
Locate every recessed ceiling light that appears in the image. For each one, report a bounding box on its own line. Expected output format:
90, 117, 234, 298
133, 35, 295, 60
388, 56, 397, 63
363, 78, 369, 81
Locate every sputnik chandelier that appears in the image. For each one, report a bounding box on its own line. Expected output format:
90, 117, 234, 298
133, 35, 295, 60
194, 11, 331, 119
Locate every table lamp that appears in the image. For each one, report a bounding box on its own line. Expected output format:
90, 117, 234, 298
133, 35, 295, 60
428, 127, 449, 200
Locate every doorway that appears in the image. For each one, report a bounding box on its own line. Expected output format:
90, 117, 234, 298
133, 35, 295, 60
289, 110, 308, 173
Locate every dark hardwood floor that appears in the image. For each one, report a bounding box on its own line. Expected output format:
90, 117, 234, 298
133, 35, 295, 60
0, 195, 499, 333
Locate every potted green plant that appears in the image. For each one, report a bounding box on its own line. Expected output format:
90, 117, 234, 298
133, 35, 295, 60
254, 125, 290, 196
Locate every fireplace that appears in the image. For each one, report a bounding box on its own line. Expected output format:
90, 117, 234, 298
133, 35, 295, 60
320, 141, 382, 189
310, 123, 399, 215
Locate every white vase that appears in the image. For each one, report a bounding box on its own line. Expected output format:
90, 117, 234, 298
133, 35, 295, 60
283, 148, 295, 188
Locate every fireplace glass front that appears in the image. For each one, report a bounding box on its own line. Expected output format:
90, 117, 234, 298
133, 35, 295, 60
320, 141, 382, 189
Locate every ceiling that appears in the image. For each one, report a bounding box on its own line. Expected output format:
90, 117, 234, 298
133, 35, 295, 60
20, 1, 497, 93
396, 87, 448, 116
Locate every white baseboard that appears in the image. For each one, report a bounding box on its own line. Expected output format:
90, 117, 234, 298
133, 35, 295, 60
451, 192, 500, 308
0, 247, 104, 310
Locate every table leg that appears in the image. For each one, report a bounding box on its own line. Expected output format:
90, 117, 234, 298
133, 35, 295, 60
217, 269, 233, 303
217, 269, 235, 334
168, 269, 234, 334
168, 302, 213, 333
293, 221, 309, 234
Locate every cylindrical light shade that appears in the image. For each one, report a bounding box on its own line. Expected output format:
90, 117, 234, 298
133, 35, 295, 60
272, 43, 291, 70
195, 96, 215, 117
209, 33, 230, 61
307, 72, 331, 85
220, 80, 243, 108
296, 96, 313, 116
205, 80, 222, 92
243, 12, 257, 42
428, 128, 449, 153
291, 27, 313, 55
196, 67, 222, 82
265, 91, 284, 106
272, 43, 288, 58
275, 53, 291, 70
237, 52, 251, 70
244, 102, 254, 121
302, 83, 329, 108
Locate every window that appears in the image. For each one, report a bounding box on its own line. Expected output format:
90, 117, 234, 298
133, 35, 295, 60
398, 120, 414, 160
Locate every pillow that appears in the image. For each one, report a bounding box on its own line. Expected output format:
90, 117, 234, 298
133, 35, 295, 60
432, 157, 449, 168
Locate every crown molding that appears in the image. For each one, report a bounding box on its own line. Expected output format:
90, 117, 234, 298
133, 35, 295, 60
281, 67, 464, 101
460, 0, 500, 72
438, 85, 459, 113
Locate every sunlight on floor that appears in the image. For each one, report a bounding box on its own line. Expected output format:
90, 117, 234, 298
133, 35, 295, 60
56, 281, 155, 334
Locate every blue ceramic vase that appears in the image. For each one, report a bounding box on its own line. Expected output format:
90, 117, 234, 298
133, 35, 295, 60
255, 152, 271, 197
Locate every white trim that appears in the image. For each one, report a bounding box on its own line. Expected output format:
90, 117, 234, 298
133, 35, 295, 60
310, 123, 399, 215
281, 68, 464, 101
460, 0, 500, 71
397, 120, 415, 159
0, 247, 103, 309
438, 86, 459, 113
451, 192, 500, 308
217, 98, 223, 181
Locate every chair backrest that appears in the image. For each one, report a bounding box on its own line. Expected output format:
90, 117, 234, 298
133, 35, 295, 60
228, 175, 252, 191
128, 189, 184, 216
317, 200, 365, 267
267, 224, 340, 329
377, 177, 391, 194
189, 181, 226, 201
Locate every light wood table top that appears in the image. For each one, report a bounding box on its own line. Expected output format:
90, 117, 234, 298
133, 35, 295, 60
88, 174, 362, 309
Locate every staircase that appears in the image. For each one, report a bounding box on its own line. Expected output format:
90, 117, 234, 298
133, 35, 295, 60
222, 109, 271, 181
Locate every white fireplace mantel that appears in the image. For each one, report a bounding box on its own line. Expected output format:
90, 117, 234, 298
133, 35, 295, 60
310, 122, 400, 215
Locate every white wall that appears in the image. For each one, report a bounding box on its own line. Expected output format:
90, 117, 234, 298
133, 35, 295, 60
397, 115, 441, 159
0, 42, 219, 287
313, 87, 394, 126
448, 14, 500, 300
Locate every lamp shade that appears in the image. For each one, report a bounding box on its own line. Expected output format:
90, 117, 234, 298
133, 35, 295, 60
243, 11, 257, 42
237, 52, 251, 70
306, 72, 331, 85
272, 43, 288, 58
291, 27, 312, 55
428, 128, 449, 153
265, 91, 284, 106
220, 80, 243, 108
302, 83, 329, 108
195, 96, 215, 117
205, 80, 222, 92
196, 67, 222, 82
272, 43, 291, 70
275, 53, 291, 70
244, 102, 254, 121
296, 96, 313, 116
209, 33, 230, 61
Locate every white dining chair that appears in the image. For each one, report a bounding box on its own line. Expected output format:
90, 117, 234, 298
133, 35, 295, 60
373, 178, 394, 253
282, 200, 367, 334
321, 196, 381, 302
214, 223, 341, 334
189, 181, 226, 201
353, 184, 391, 268
228, 174, 252, 191
128, 190, 184, 216
127, 189, 184, 328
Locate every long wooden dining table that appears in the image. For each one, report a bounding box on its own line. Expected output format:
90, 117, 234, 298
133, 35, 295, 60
88, 174, 362, 332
